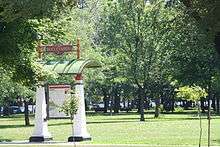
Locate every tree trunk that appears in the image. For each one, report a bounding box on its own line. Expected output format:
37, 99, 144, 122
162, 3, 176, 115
139, 88, 145, 121
137, 98, 141, 113
155, 97, 160, 118
123, 98, 126, 109
103, 90, 109, 113
24, 100, 30, 126
208, 98, 211, 147
207, 85, 212, 147
131, 100, 135, 109
128, 100, 130, 108
183, 100, 188, 110
113, 96, 120, 113
140, 97, 145, 121
110, 95, 113, 116
109, 86, 113, 116
85, 99, 89, 111
113, 88, 120, 113
136, 88, 141, 113
201, 98, 206, 113
126, 100, 130, 112
171, 97, 175, 113
212, 96, 216, 112
216, 97, 220, 114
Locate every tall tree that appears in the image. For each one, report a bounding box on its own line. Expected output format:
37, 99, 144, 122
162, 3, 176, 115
97, 0, 178, 120
0, 0, 79, 85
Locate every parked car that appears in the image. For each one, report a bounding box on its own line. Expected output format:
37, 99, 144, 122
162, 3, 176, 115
92, 102, 105, 112
0, 107, 3, 116
10, 106, 22, 114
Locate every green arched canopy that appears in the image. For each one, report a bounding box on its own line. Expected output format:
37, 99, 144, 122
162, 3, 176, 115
41, 59, 100, 75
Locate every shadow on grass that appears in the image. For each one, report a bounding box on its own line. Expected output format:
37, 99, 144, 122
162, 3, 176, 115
86, 112, 135, 117
0, 114, 34, 119
48, 121, 136, 126
49, 122, 71, 126
0, 121, 135, 129
2, 116, 216, 129
0, 122, 71, 129
100, 117, 194, 120
87, 111, 220, 117
0, 124, 33, 129
1, 116, 219, 130
86, 111, 199, 116
87, 120, 136, 124
0, 138, 12, 142
97, 115, 220, 121
0, 120, 137, 129
49, 117, 212, 126
212, 139, 220, 145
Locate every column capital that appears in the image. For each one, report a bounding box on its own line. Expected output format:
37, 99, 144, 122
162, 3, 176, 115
75, 74, 83, 80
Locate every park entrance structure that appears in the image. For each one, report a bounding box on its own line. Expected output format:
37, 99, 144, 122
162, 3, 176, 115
29, 39, 100, 142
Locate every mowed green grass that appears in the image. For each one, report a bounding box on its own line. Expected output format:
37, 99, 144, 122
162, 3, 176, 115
0, 112, 220, 146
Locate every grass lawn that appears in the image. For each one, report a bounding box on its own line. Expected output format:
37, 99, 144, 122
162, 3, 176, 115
0, 111, 219, 146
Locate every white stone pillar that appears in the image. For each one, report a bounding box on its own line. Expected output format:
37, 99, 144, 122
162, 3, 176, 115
68, 74, 91, 142
29, 86, 52, 142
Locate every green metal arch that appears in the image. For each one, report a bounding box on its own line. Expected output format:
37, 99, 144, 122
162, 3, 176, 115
42, 59, 100, 75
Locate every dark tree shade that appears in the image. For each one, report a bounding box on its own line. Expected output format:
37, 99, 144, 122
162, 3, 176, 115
0, 0, 77, 22
215, 32, 220, 54
0, 0, 79, 85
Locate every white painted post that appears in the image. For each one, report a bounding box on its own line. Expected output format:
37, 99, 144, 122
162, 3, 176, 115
29, 86, 52, 142
68, 74, 91, 142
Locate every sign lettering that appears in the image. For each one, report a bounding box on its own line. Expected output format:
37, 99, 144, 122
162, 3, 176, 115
40, 45, 73, 55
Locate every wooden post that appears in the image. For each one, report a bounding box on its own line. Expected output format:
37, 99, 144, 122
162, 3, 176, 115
77, 38, 80, 59
37, 42, 43, 59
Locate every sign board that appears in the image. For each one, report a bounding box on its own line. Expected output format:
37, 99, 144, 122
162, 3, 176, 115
39, 45, 73, 55
37, 39, 80, 59
48, 84, 71, 118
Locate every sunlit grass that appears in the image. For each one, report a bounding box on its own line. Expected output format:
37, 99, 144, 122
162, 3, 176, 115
0, 111, 219, 146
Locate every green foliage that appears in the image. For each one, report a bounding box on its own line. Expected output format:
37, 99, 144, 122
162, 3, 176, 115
180, 0, 220, 33
174, 106, 184, 113
59, 91, 79, 117
0, 0, 77, 22
175, 85, 207, 102
168, 16, 220, 87
32, 62, 57, 84
0, 66, 35, 106
0, 0, 79, 86
0, 20, 38, 85
99, 0, 171, 87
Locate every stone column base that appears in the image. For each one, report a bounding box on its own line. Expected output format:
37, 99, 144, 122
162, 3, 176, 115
68, 136, 91, 142
29, 136, 53, 142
